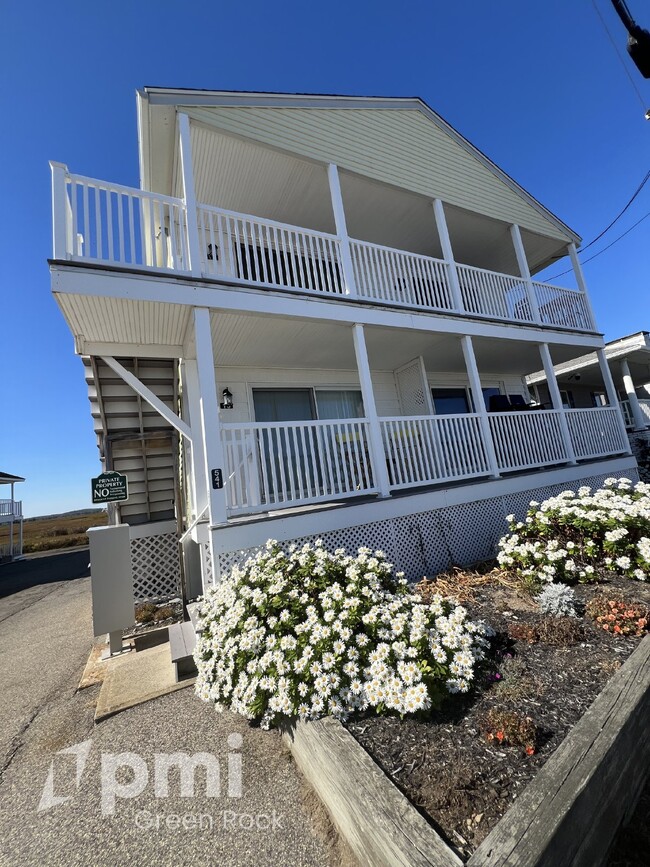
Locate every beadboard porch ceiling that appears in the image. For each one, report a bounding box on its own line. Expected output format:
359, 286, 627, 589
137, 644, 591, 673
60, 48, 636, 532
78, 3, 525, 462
54, 292, 592, 376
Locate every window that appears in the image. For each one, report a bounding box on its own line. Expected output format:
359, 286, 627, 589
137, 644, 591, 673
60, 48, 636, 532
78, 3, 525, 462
431, 387, 470, 415
315, 390, 364, 420
252, 388, 363, 422
560, 390, 575, 409
481, 387, 502, 411
591, 391, 607, 407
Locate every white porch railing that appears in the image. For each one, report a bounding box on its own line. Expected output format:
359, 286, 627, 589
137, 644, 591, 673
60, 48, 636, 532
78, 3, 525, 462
350, 240, 452, 311
489, 410, 567, 472
221, 419, 377, 514
197, 205, 345, 296
565, 407, 628, 459
0, 500, 21, 519
379, 414, 490, 489
51, 167, 597, 333
63, 172, 190, 272
457, 264, 534, 323
620, 399, 650, 429
532, 280, 594, 331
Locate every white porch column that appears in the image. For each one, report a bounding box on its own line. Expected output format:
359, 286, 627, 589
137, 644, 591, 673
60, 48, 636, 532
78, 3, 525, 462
50, 161, 70, 260
432, 199, 464, 312
510, 224, 541, 325
460, 336, 500, 478
178, 113, 203, 277
567, 243, 598, 331
596, 348, 632, 453
193, 307, 228, 530
352, 324, 392, 497
539, 343, 577, 465
182, 359, 209, 518
620, 358, 647, 430
327, 164, 358, 297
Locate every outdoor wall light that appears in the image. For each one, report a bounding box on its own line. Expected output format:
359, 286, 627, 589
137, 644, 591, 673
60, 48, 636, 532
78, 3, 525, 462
220, 387, 234, 410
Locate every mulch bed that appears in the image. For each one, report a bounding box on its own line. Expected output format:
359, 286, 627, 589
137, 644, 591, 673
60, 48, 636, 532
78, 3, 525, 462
346, 571, 650, 861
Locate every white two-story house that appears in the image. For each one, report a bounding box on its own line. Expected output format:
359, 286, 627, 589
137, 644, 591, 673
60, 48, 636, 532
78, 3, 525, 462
49, 88, 637, 600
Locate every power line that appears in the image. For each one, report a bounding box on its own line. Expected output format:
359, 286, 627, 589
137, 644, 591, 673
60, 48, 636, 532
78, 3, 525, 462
545, 211, 649, 279
579, 169, 649, 253
590, 0, 647, 111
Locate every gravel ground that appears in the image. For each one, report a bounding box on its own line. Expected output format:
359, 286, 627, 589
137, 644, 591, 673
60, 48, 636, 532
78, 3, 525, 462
347, 574, 650, 860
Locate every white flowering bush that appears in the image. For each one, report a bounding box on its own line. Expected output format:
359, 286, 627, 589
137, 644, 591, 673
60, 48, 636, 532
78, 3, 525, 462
498, 478, 650, 586
536, 583, 577, 618
194, 540, 492, 730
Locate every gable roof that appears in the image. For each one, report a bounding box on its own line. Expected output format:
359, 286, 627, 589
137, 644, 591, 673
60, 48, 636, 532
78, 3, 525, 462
139, 88, 581, 246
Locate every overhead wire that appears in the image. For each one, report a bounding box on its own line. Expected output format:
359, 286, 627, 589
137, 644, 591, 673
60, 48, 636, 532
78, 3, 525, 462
590, 0, 647, 111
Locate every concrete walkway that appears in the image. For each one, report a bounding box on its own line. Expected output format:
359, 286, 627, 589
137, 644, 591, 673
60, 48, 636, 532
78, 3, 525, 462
0, 556, 337, 867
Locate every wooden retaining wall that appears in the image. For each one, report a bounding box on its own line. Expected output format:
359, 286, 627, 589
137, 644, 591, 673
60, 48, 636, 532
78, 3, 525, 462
284, 635, 650, 867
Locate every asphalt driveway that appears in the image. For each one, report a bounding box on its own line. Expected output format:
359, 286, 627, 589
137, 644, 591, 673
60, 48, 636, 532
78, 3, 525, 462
0, 554, 336, 867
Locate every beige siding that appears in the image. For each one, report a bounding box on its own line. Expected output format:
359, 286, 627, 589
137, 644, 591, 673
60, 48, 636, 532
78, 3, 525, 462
185, 106, 571, 242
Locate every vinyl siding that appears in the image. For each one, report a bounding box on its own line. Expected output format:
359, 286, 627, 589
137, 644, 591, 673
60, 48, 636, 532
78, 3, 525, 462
185, 106, 572, 242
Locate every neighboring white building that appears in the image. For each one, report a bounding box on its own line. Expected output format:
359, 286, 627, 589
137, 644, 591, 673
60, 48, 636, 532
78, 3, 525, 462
0, 472, 25, 562
48, 88, 637, 597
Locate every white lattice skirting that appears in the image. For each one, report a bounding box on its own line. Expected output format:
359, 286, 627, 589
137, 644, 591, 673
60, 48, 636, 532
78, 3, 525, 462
215, 466, 638, 583
130, 525, 182, 602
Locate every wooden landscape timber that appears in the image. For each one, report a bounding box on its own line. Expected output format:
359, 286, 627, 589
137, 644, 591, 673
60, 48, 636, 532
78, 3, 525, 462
285, 635, 650, 867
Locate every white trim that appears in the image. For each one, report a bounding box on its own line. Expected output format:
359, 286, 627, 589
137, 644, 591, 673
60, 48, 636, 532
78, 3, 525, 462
432, 199, 463, 312
352, 324, 392, 497
209, 455, 638, 550
178, 113, 202, 276
327, 163, 357, 298
129, 520, 178, 540
620, 357, 646, 431
82, 342, 184, 359
461, 335, 500, 478
100, 355, 192, 441
510, 224, 541, 325
52, 266, 605, 349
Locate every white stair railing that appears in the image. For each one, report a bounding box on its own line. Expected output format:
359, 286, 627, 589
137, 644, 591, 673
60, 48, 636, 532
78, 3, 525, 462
197, 205, 345, 295
221, 419, 376, 514
379, 414, 490, 488
489, 410, 568, 472
349, 239, 453, 311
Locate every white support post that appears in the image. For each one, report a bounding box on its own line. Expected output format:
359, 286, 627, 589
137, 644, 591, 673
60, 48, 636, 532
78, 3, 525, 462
620, 358, 647, 431
327, 164, 357, 298
352, 324, 392, 497
50, 161, 70, 260
460, 336, 500, 478
178, 113, 202, 277
596, 349, 633, 453
567, 243, 598, 331
510, 224, 541, 325
182, 359, 209, 518
194, 307, 229, 532
433, 199, 464, 312
539, 343, 577, 465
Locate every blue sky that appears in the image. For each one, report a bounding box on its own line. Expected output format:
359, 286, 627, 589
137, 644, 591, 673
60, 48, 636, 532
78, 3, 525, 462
1, 0, 648, 517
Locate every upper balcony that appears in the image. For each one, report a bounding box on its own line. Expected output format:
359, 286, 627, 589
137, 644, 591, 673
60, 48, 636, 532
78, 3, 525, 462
50, 164, 595, 335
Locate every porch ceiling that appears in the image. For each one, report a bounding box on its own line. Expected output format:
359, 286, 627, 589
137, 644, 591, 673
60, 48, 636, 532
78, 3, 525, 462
185, 124, 569, 274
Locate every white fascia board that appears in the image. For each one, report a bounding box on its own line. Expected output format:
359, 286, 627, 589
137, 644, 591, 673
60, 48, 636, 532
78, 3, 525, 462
210, 455, 638, 548
526, 332, 650, 383
50, 266, 606, 351
136, 90, 151, 192
142, 87, 581, 245
81, 341, 184, 359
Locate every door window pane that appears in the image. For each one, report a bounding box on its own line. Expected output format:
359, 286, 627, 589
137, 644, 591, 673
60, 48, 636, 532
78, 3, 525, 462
481, 387, 501, 411
431, 387, 470, 415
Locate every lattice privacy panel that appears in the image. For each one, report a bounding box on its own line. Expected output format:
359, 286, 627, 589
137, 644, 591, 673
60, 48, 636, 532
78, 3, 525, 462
395, 357, 432, 415
130, 532, 182, 602
215, 468, 639, 583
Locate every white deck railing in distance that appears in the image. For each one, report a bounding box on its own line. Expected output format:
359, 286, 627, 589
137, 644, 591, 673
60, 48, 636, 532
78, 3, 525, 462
532, 281, 594, 331
350, 240, 453, 311
221, 419, 376, 514
197, 206, 345, 296
0, 500, 21, 519
565, 407, 628, 459
65, 173, 189, 272
456, 264, 533, 322
489, 410, 568, 472
380, 414, 490, 489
